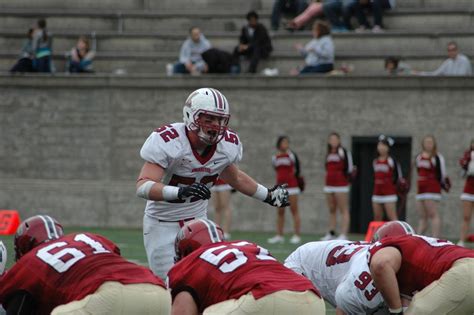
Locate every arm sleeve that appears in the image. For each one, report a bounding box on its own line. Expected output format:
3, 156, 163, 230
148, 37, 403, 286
314, 39, 334, 59
465, 58, 472, 75
422, 59, 449, 76
239, 27, 247, 44
179, 41, 191, 64
31, 32, 41, 53
235, 140, 243, 164
140, 132, 171, 168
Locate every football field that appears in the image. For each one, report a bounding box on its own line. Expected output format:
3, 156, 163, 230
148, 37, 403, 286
1, 228, 352, 314
2, 228, 472, 314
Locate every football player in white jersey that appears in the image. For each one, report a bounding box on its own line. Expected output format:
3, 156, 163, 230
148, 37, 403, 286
136, 87, 289, 279
284, 221, 415, 315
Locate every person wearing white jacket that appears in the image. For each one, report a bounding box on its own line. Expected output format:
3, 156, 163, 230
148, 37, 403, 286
294, 21, 334, 74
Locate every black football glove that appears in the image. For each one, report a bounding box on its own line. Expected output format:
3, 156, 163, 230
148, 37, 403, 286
178, 183, 211, 201
264, 184, 290, 207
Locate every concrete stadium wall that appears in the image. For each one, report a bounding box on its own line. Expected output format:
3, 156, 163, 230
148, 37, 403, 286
0, 75, 472, 238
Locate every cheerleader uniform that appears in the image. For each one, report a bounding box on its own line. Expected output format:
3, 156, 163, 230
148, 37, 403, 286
460, 150, 474, 202
324, 147, 353, 193
272, 150, 300, 195
211, 178, 232, 192
372, 157, 401, 203
415, 154, 446, 201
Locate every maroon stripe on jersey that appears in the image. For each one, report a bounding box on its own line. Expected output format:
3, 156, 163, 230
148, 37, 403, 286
209, 88, 219, 109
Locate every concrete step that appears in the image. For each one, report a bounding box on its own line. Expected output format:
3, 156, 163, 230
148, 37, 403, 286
0, 9, 472, 33
1, 30, 473, 55
0, 50, 457, 75
0, 0, 471, 10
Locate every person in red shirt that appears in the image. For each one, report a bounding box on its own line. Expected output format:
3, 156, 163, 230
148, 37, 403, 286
0, 215, 170, 315
168, 219, 325, 315
415, 135, 449, 238
322, 132, 353, 241
368, 234, 474, 315
211, 178, 233, 239
268, 136, 303, 244
458, 139, 474, 246
372, 135, 403, 222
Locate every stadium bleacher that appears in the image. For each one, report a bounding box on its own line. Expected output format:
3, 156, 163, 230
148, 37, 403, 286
0, 0, 472, 74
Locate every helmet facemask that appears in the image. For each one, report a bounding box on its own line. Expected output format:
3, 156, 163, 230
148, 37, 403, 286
191, 111, 229, 145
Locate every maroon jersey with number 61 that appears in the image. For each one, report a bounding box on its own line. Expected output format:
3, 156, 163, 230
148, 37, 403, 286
368, 234, 474, 297
167, 241, 320, 312
0, 233, 165, 315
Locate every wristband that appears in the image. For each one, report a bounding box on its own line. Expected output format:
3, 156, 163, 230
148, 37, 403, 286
136, 181, 156, 199
389, 307, 403, 314
252, 184, 268, 201
162, 186, 180, 201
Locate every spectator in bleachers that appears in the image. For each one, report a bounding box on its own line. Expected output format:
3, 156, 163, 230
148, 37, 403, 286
286, 0, 324, 31
322, 0, 357, 32
173, 27, 211, 75
271, 0, 309, 31
384, 56, 411, 75
233, 11, 273, 74
10, 28, 34, 73
416, 41, 472, 76
68, 36, 95, 73
353, 0, 396, 32
293, 21, 334, 74
32, 19, 53, 72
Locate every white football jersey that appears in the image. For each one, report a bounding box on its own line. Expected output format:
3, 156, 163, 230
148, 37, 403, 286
335, 248, 386, 315
284, 240, 364, 307
140, 122, 242, 220
285, 240, 385, 313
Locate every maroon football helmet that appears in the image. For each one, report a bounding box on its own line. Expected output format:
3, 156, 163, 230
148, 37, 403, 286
174, 219, 224, 262
372, 220, 415, 242
14, 215, 64, 261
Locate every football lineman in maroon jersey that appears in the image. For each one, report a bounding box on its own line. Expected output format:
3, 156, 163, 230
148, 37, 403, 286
368, 232, 474, 314
0, 215, 171, 315
167, 219, 325, 314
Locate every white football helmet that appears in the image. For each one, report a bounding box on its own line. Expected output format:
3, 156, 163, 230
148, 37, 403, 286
0, 241, 7, 275
183, 88, 230, 145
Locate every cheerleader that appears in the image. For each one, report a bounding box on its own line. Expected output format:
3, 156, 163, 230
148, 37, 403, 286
458, 139, 474, 246
211, 178, 233, 239
321, 132, 353, 241
415, 135, 449, 238
267, 136, 302, 244
372, 135, 403, 221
